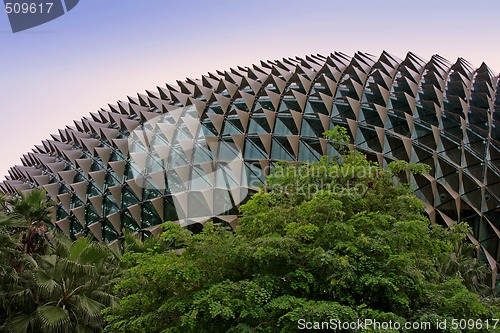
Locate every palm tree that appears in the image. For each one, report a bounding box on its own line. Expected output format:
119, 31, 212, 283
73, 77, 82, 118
3, 236, 119, 333
0, 214, 24, 279
0, 214, 25, 326
436, 242, 490, 293
0, 192, 9, 211
8, 189, 54, 256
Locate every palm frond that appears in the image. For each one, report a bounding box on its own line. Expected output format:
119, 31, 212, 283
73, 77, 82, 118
68, 238, 92, 261
0, 215, 26, 230
57, 258, 96, 277
5, 313, 35, 333
36, 305, 70, 332
79, 243, 110, 265
9, 189, 54, 225
47, 231, 72, 258
72, 295, 105, 324
34, 270, 61, 296
9, 288, 35, 313
90, 290, 119, 307
36, 255, 57, 270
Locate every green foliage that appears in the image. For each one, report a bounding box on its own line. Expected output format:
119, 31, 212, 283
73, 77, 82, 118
160, 221, 193, 249
8, 189, 54, 226
0, 215, 24, 278
105, 151, 499, 332
1, 235, 119, 333
387, 159, 432, 176
324, 127, 350, 155
7, 189, 55, 256
0, 189, 122, 332
0, 215, 26, 326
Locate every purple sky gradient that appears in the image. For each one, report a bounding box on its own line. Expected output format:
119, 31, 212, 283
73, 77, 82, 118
1, 0, 499, 178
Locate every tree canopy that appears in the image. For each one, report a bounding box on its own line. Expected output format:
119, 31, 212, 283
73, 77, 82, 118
105, 148, 498, 332
0, 190, 120, 333
1, 136, 498, 332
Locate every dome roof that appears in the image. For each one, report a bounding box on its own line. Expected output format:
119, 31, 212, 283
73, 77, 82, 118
2, 51, 499, 269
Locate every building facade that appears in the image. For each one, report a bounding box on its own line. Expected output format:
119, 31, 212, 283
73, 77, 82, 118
1, 51, 499, 272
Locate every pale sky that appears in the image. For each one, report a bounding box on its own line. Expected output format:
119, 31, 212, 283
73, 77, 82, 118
1, 0, 499, 178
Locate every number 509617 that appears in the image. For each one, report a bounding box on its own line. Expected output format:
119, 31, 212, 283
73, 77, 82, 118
5, 2, 53, 14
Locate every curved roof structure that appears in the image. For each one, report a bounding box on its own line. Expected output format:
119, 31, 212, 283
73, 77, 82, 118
1, 51, 499, 271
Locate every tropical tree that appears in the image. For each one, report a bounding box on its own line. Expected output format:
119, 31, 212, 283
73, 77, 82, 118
0, 214, 26, 326
436, 242, 491, 294
0, 214, 24, 279
0, 192, 9, 211
104, 141, 499, 332
2, 236, 119, 333
8, 189, 54, 256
